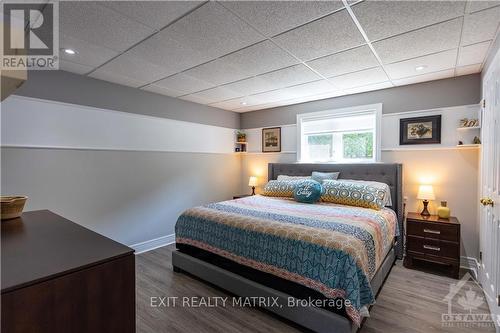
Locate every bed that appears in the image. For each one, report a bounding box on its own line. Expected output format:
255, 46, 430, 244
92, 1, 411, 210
172, 163, 403, 333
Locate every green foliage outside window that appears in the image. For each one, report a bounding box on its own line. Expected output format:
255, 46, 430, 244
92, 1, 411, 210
343, 132, 373, 158
308, 134, 332, 145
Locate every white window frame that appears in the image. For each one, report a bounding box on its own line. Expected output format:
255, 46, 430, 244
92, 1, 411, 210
296, 103, 382, 163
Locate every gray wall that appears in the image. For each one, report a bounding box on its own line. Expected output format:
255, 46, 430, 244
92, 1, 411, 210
17, 70, 240, 129
1, 148, 240, 246
2, 70, 241, 249
241, 74, 481, 129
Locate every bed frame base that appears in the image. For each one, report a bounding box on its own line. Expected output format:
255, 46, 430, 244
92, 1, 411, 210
172, 248, 395, 333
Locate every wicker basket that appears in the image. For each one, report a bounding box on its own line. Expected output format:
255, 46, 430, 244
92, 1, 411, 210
1, 196, 28, 220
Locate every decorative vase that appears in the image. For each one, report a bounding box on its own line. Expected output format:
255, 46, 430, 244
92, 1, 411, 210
437, 201, 450, 219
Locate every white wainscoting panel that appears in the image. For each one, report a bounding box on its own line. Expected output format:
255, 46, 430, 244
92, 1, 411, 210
1, 95, 235, 154
381, 105, 480, 150
242, 104, 480, 154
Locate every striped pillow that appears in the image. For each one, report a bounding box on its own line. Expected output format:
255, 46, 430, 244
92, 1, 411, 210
262, 179, 302, 198
321, 180, 387, 210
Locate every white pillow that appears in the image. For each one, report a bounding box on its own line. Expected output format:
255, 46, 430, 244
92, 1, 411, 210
277, 175, 311, 181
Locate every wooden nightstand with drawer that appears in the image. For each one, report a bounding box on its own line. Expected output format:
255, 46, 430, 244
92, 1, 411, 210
404, 212, 460, 279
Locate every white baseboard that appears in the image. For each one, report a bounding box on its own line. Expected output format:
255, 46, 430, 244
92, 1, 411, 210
460, 256, 479, 279
131, 234, 175, 254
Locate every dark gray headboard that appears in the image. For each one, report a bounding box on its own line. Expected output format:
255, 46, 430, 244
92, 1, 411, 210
268, 163, 404, 259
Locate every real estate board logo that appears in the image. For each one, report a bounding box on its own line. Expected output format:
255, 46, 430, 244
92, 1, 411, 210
442, 272, 496, 329
2, 1, 59, 70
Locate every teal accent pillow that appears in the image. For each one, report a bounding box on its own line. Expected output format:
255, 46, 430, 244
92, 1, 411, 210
293, 180, 323, 204
311, 171, 340, 183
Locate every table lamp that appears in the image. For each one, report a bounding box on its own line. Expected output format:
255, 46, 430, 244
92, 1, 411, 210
248, 176, 258, 195
417, 184, 435, 216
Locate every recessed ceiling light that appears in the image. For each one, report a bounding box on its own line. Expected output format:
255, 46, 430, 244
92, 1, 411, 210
63, 49, 76, 55
415, 65, 427, 71
241, 101, 247, 106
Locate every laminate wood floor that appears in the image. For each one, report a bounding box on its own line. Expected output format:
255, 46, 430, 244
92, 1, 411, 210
137, 245, 495, 333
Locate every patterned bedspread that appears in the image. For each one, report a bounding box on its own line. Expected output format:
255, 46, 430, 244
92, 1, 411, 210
175, 195, 397, 325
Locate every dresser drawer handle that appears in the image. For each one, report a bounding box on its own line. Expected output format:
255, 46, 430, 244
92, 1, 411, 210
423, 245, 441, 251
423, 229, 441, 235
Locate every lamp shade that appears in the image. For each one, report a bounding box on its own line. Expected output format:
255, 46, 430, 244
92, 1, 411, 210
248, 176, 258, 187
417, 185, 435, 200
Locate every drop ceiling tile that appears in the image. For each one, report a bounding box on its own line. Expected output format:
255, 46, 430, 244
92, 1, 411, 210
221, 1, 343, 37
462, 6, 500, 45
101, 1, 202, 31
458, 41, 491, 66
243, 80, 338, 106
281, 80, 338, 98
328, 67, 389, 89
385, 49, 457, 80
186, 86, 244, 104
466, 1, 500, 13
182, 40, 299, 86
59, 60, 93, 75
373, 18, 462, 64
306, 45, 379, 77
122, 2, 265, 74
60, 2, 154, 52
455, 63, 482, 76
234, 89, 344, 112
247, 89, 296, 105
88, 71, 145, 88
141, 84, 185, 98
296, 90, 344, 103
352, 1, 466, 41
178, 94, 214, 105
221, 64, 321, 96
273, 9, 365, 61
90, 54, 176, 87
343, 81, 393, 95
154, 73, 216, 96
125, 31, 209, 74
162, 2, 264, 61
60, 34, 118, 68
210, 96, 260, 110
392, 69, 455, 86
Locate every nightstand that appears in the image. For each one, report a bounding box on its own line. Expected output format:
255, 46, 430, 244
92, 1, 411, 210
233, 194, 252, 199
404, 212, 460, 279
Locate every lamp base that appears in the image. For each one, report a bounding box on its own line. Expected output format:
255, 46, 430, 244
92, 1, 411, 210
251, 187, 255, 196
420, 200, 431, 216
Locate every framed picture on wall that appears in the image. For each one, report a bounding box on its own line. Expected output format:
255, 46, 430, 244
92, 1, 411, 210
262, 127, 281, 152
400, 115, 441, 145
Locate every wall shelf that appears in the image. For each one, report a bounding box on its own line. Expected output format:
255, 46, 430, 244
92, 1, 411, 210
456, 144, 481, 148
382, 146, 480, 151
235, 141, 248, 153
457, 126, 481, 130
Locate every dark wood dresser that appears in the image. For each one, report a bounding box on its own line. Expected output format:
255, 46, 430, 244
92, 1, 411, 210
404, 212, 460, 279
1, 210, 136, 333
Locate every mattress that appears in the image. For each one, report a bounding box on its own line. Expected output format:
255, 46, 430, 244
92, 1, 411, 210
175, 195, 397, 325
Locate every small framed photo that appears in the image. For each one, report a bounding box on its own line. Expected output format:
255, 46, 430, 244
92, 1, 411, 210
262, 127, 281, 152
400, 115, 441, 145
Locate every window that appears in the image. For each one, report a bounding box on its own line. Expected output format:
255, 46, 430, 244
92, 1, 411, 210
297, 104, 382, 163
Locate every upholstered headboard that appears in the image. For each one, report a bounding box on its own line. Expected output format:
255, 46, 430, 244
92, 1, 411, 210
268, 163, 404, 259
